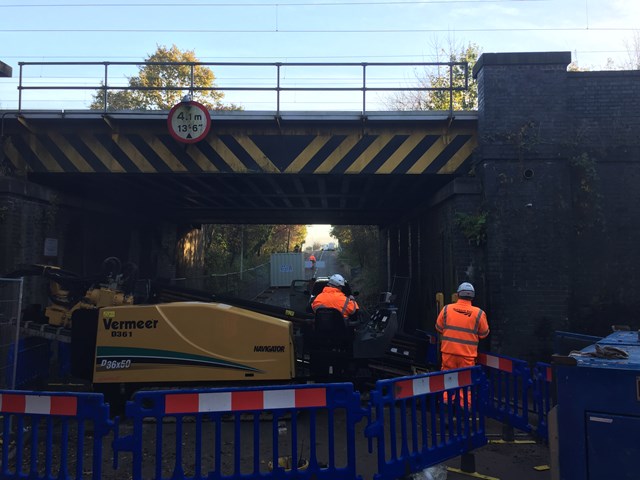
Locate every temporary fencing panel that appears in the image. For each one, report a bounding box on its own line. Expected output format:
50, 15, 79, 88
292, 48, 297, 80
0, 278, 23, 390
477, 352, 532, 433
531, 362, 553, 442
0, 390, 113, 479
6, 338, 51, 389
365, 367, 487, 480
0, 356, 555, 478
115, 382, 367, 480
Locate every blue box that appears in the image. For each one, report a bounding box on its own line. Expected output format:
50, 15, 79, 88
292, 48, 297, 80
555, 332, 640, 479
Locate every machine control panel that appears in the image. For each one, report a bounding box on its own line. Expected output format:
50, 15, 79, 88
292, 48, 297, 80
366, 308, 394, 334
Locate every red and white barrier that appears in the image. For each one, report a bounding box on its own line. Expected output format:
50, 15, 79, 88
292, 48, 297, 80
164, 386, 327, 414
477, 353, 513, 373
0, 392, 77, 416
394, 369, 473, 399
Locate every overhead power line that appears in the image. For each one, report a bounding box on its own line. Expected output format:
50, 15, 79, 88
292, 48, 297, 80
1, 27, 635, 33
0, 49, 628, 62
0, 0, 550, 7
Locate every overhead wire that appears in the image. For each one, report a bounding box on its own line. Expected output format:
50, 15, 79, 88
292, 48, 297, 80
0, 0, 633, 72
1, 27, 636, 33
0, 0, 551, 7
0, 49, 630, 61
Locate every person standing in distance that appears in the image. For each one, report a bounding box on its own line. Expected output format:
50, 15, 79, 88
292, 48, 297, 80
436, 282, 489, 371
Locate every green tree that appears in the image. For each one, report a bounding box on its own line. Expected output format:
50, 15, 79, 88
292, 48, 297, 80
90, 44, 240, 111
387, 41, 480, 111
203, 224, 307, 273
330, 225, 379, 269
330, 225, 380, 310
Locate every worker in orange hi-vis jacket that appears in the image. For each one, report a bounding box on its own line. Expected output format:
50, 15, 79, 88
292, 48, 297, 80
435, 282, 489, 408
312, 273, 359, 320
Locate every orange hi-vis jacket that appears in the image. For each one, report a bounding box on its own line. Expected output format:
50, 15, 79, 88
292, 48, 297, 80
311, 286, 359, 319
435, 298, 489, 358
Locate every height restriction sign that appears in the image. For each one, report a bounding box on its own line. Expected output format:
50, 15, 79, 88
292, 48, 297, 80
167, 100, 211, 143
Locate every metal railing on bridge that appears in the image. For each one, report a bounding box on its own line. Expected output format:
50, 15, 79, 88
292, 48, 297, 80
15, 61, 470, 115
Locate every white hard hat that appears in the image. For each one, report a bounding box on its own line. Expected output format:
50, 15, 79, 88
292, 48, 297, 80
328, 274, 346, 287
457, 282, 475, 298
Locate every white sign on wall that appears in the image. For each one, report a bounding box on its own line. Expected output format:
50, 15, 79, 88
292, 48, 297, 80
44, 237, 58, 257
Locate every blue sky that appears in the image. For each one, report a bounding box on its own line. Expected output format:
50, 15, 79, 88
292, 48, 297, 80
1, 0, 639, 109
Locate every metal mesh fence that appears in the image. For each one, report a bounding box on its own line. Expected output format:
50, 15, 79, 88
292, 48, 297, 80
0, 278, 23, 389
0, 278, 70, 391
171, 262, 271, 300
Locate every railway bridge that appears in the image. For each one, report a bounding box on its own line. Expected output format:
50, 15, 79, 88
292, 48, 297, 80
1, 109, 477, 226
2, 51, 640, 360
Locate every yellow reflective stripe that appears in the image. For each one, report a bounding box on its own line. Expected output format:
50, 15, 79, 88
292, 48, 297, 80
441, 336, 479, 347
445, 325, 477, 334
341, 296, 351, 315
473, 309, 484, 334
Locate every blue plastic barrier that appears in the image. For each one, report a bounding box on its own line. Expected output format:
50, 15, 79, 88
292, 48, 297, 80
0, 355, 554, 478
531, 362, 553, 442
365, 366, 487, 480
0, 390, 113, 479
115, 382, 367, 480
477, 352, 533, 433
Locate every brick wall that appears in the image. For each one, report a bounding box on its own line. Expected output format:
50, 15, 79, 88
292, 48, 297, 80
395, 177, 484, 336
0, 177, 70, 308
0, 176, 178, 309
563, 71, 640, 338
475, 52, 640, 360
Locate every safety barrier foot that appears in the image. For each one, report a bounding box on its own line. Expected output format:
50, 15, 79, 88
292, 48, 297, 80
446, 453, 500, 480
501, 424, 515, 442
487, 425, 536, 445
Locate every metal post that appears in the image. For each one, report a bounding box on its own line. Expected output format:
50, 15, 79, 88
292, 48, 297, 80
103, 62, 109, 113
190, 64, 195, 98
460, 452, 476, 473
286, 226, 291, 252
449, 62, 454, 117
18, 64, 23, 113
10, 278, 23, 390
276, 63, 281, 116
240, 226, 244, 281
362, 63, 367, 115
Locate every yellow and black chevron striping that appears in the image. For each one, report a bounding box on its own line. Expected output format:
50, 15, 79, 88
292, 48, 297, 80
5, 130, 477, 175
